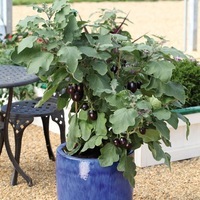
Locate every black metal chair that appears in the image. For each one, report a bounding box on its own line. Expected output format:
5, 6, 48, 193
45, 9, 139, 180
0, 97, 65, 185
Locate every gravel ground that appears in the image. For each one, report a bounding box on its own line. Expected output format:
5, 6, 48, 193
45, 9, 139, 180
0, 124, 200, 200
0, 1, 200, 199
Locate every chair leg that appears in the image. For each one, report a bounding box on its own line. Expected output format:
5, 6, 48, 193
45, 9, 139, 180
0, 113, 4, 155
41, 116, 55, 161
51, 110, 66, 143
0, 127, 4, 155
9, 116, 34, 186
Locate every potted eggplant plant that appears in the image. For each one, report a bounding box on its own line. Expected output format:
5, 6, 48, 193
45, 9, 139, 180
11, 0, 189, 199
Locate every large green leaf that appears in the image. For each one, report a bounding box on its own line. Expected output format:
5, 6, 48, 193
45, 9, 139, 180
54, 6, 72, 29
138, 129, 160, 142
67, 115, 81, 150
99, 143, 119, 166
166, 112, 179, 129
63, 15, 79, 43
51, 67, 67, 85
161, 46, 187, 59
109, 108, 137, 134
18, 36, 38, 53
162, 81, 186, 104
136, 100, 152, 110
105, 90, 130, 108
52, 0, 69, 12
79, 121, 93, 141
17, 16, 45, 31
93, 113, 107, 136
91, 60, 108, 75
57, 46, 82, 74
78, 46, 101, 59
153, 120, 170, 140
177, 113, 190, 139
148, 141, 171, 167
87, 74, 111, 96
28, 52, 54, 74
81, 135, 107, 152
153, 108, 171, 120
36, 85, 58, 106
145, 61, 175, 82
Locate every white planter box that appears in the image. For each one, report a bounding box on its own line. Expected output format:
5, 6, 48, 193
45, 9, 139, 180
134, 112, 200, 167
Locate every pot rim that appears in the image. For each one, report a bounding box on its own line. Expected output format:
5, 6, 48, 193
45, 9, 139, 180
57, 143, 101, 163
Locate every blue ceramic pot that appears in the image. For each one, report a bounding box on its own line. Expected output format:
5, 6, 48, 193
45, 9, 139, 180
56, 143, 133, 200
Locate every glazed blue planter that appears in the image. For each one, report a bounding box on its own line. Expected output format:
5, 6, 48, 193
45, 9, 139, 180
56, 143, 133, 200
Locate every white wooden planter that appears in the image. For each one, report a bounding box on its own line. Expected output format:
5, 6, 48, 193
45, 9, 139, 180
134, 112, 200, 167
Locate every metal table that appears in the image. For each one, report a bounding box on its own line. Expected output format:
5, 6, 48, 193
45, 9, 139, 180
0, 65, 39, 186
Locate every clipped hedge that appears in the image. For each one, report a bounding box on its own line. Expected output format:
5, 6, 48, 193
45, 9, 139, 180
172, 58, 200, 108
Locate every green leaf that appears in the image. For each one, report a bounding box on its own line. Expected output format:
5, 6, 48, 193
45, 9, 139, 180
119, 46, 135, 52
28, 52, 54, 74
136, 100, 152, 110
148, 141, 171, 167
67, 115, 81, 150
105, 90, 130, 109
148, 96, 162, 109
110, 108, 137, 134
73, 68, 84, 82
117, 150, 136, 187
161, 46, 187, 59
54, 6, 72, 29
95, 135, 108, 146
123, 156, 136, 187
99, 143, 119, 166
36, 85, 58, 106
18, 36, 38, 53
162, 81, 186, 104
145, 61, 175, 82
57, 46, 82, 74
167, 112, 179, 129
153, 120, 170, 140
177, 113, 190, 139
79, 110, 88, 121
81, 135, 107, 152
153, 108, 171, 120
79, 46, 101, 59
93, 113, 107, 136
63, 15, 79, 43
87, 74, 111, 96
51, 67, 67, 85
17, 16, 44, 31
91, 60, 108, 75
52, 0, 69, 12
80, 120, 93, 141
138, 129, 160, 142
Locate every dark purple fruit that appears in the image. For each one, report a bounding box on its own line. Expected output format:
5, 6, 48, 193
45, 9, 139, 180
119, 137, 127, 146
113, 138, 121, 147
121, 59, 127, 67
76, 83, 84, 92
111, 65, 118, 73
139, 127, 146, 135
82, 103, 89, 111
125, 143, 132, 150
88, 110, 98, 121
71, 92, 83, 102
127, 81, 137, 93
67, 84, 75, 94
137, 81, 142, 89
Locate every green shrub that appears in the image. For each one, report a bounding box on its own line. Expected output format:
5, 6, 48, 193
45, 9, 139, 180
172, 58, 200, 108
